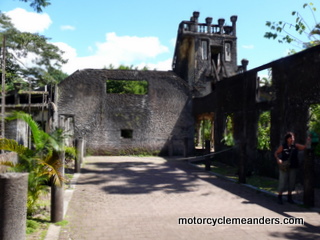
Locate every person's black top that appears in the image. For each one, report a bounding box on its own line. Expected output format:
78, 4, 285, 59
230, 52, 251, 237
281, 143, 299, 168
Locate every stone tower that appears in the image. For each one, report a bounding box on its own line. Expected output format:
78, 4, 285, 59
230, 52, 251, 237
172, 11, 238, 97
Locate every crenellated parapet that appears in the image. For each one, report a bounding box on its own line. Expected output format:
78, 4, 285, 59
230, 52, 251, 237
178, 11, 237, 36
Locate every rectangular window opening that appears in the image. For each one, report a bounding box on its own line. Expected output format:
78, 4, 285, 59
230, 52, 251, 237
106, 80, 148, 95
222, 114, 234, 146
121, 129, 133, 139
201, 40, 208, 60
210, 46, 222, 81
256, 68, 275, 102
224, 42, 232, 62
257, 111, 271, 150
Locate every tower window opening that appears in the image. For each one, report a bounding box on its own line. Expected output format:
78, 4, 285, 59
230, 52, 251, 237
210, 46, 222, 81
201, 41, 208, 60
211, 46, 222, 69
225, 42, 231, 61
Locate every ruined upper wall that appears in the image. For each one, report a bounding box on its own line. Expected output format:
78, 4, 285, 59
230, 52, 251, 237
194, 44, 320, 152
58, 69, 194, 155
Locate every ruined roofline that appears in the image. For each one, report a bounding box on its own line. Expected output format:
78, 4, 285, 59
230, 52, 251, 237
242, 44, 320, 74
65, 68, 175, 77
59, 68, 191, 91
178, 11, 238, 37
64, 68, 178, 79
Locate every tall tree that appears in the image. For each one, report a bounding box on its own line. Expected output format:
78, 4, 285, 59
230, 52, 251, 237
0, 13, 67, 91
264, 2, 320, 50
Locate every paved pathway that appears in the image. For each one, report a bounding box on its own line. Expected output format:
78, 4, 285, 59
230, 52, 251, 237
57, 156, 320, 240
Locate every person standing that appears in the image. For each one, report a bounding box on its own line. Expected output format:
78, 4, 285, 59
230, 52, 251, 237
274, 132, 310, 204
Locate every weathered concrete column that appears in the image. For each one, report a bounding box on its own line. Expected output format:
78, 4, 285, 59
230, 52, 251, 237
0, 173, 28, 240
51, 151, 65, 223
78, 137, 84, 164
238, 141, 247, 184
303, 148, 315, 207
75, 137, 84, 173
205, 140, 211, 171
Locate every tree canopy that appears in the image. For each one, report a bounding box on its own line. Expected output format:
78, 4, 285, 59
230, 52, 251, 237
264, 2, 320, 50
19, 0, 51, 12
0, 13, 67, 91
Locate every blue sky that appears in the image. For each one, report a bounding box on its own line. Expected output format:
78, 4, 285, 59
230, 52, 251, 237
1, 0, 319, 74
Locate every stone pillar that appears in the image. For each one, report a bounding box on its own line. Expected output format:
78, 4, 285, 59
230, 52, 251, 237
230, 15, 238, 36
77, 137, 84, 164
205, 140, 211, 171
241, 59, 249, 72
303, 148, 315, 207
205, 140, 211, 155
238, 140, 247, 184
0, 173, 28, 240
205, 17, 212, 33
191, 11, 199, 32
51, 151, 65, 223
218, 18, 225, 34
75, 137, 84, 173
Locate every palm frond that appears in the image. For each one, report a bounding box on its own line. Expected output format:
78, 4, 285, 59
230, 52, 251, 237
48, 128, 66, 152
6, 111, 49, 150
39, 152, 64, 187
0, 160, 15, 168
3, 111, 70, 215
0, 138, 32, 156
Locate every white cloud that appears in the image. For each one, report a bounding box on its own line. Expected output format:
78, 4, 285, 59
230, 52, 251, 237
61, 25, 75, 31
54, 32, 171, 74
4, 9, 172, 75
137, 58, 173, 71
5, 8, 52, 33
242, 45, 254, 49
96, 32, 169, 61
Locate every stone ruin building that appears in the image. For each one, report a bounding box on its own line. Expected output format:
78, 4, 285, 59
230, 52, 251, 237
57, 11, 240, 157
3, 11, 320, 182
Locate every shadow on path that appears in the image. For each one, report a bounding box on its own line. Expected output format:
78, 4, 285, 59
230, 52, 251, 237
78, 159, 200, 194
75, 156, 320, 239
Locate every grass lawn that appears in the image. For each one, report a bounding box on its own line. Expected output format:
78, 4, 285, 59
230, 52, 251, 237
204, 161, 279, 194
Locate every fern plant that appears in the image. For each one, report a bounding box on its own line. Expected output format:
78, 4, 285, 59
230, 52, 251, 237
0, 111, 66, 216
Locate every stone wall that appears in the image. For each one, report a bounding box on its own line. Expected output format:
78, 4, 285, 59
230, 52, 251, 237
57, 69, 194, 156
5, 119, 28, 147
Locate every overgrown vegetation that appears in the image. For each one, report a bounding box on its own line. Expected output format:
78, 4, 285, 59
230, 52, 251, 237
106, 80, 148, 95
308, 104, 320, 155
0, 12, 67, 92
86, 147, 160, 156
265, 2, 320, 49
222, 114, 234, 146
105, 64, 150, 71
26, 217, 50, 240
0, 111, 75, 216
257, 111, 271, 150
